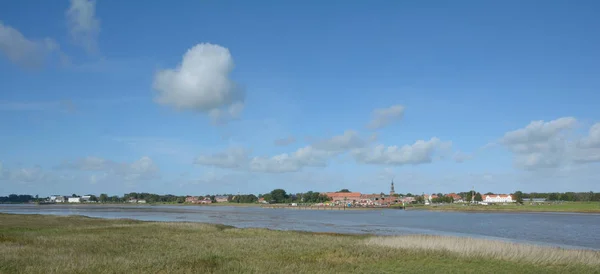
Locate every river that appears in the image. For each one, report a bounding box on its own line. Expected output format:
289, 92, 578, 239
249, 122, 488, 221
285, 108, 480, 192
1, 204, 599, 250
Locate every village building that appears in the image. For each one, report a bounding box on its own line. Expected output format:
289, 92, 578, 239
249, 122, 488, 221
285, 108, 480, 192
482, 194, 514, 203
445, 193, 463, 203
325, 192, 362, 205
68, 197, 81, 203
185, 196, 200, 203
215, 196, 229, 203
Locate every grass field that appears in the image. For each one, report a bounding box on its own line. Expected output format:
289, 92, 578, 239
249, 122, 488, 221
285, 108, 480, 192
1, 214, 599, 273
407, 202, 600, 213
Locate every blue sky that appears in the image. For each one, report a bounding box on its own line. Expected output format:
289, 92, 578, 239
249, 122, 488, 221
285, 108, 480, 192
1, 0, 599, 196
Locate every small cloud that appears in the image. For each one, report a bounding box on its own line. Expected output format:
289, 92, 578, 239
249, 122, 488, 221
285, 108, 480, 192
274, 136, 296, 146
0, 21, 63, 68
311, 130, 366, 152
153, 43, 245, 124
367, 105, 405, 130
66, 0, 100, 54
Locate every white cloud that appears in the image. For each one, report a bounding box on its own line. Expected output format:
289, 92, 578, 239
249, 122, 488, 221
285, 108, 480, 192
153, 43, 244, 123
367, 105, 405, 130
193, 147, 249, 169
0, 162, 49, 183
353, 137, 450, 165
0, 21, 61, 68
500, 117, 576, 170
312, 130, 366, 152
249, 146, 333, 173
573, 122, 600, 164
193, 145, 333, 173
274, 136, 297, 146
60, 156, 160, 181
67, 0, 100, 53
578, 122, 600, 148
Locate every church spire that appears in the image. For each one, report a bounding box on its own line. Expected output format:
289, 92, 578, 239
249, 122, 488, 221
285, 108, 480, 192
390, 179, 395, 196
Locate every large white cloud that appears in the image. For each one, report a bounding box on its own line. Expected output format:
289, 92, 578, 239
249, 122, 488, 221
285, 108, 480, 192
67, 0, 100, 53
352, 137, 449, 165
499, 118, 600, 169
153, 43, 244, 123
500, 117, 576, 170
0, 21, 60, 68
367, 105, 405, 130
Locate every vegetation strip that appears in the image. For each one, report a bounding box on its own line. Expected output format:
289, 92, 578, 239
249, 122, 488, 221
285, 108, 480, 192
1, 213, 599, 274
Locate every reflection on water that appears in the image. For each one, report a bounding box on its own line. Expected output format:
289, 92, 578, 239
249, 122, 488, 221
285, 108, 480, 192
1, 204, 599, 250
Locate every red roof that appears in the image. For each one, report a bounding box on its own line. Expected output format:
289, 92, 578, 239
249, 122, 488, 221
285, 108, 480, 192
325, 192, 362, 198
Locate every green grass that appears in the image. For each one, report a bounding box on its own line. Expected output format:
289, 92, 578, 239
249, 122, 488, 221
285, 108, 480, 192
410, 202, 600, 213
1, 213, 598, 274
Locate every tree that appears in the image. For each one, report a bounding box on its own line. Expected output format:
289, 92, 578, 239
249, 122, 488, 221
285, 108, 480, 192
337, 189, 350, 193
465, 191, 473, 202
269, 189, 288, 203
71, 194, 78, 197
99, 194, 108, 203
474, 192, 483, 202
89, 195, 98, 202
513, 191, 524, 204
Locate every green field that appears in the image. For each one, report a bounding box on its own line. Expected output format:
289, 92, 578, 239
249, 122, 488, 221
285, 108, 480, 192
1, 214, 598, 273
412, 202, 600, 213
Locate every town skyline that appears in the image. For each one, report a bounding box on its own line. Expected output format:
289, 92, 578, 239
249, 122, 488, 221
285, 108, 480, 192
1, 1, 599, 195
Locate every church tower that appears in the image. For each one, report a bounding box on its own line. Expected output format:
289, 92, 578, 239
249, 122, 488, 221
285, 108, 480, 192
390, 179, 395, 196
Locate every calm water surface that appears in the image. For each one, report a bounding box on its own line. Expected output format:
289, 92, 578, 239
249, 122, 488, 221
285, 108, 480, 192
1, 204, 599, 250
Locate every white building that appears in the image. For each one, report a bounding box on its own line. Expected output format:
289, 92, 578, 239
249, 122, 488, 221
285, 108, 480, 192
482, 194, 514, 203
81, 195, 92, 202
68, 197, 81, 203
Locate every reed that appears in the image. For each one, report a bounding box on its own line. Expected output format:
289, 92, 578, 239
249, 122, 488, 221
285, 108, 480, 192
366, 235, 600, 266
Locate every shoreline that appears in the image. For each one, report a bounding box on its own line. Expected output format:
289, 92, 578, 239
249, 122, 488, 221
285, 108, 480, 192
4, 202, 600, 214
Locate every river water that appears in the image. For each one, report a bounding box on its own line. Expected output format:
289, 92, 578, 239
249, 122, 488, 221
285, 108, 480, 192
1, 204, 599, 250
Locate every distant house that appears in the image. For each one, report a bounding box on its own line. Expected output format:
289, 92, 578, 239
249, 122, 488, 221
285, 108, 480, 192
400, 197, 415, 204
325, 192, 362, 205
137, 199, 147, 204
68, 197, 81, 203
200, 198, 212, 204
50, 195, 66, 203
482, 194, 514, 203
445, 193, 463, 203
215, 196, 229, 203
185, 196, 200, 203
81, 195, 92, 202
128, 198, 138, 203
258, 198, 267, 204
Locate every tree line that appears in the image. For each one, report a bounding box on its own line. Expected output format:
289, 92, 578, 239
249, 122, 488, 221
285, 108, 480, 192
259, 189, 331, 204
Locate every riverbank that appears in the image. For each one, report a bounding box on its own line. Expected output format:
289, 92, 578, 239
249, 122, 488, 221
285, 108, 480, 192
1, 213, 598, 273
406, 202, 600, 213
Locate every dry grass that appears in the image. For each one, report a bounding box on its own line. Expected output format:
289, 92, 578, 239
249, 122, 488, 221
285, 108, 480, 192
366, 235, 600, 266
1, 213, 598, 274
